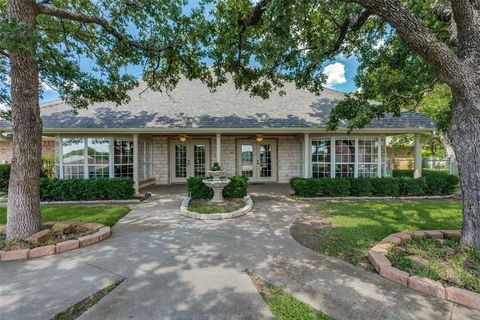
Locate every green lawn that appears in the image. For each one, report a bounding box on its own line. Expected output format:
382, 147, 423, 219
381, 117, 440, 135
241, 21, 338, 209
248, 271, 334, 320
291, 200, 462, 269
0, 205, 130, 227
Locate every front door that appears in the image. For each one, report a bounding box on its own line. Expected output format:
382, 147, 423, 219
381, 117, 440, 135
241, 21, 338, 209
238, 140, 277, 182
170, 140, 210, 183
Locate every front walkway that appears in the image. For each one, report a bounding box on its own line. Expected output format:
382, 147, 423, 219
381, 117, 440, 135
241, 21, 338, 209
0, 185, 477, 319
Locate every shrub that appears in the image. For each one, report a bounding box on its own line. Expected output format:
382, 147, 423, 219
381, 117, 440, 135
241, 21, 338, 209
290, 177, 321, 197
349, 178, 373, 196
371, 178, 401, 197
424, 172, 459, 195
223, 175, 248, 199
399, 177, 426, 196
319, 179, 350, 196
39, 178, 135, 201
187, 175, 248, 199
187, 177, 213, 199
0, 164, 10, 192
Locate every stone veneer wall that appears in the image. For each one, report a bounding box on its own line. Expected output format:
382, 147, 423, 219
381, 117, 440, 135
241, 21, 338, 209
152, 136, 169, 184
0, 140, 55, 164
278, 135, 302, 183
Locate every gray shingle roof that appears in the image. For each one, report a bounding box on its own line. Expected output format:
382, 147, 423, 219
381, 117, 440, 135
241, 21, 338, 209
0, 79, 435, 130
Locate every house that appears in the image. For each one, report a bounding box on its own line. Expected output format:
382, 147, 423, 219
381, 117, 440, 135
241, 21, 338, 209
0, 79, 435, 193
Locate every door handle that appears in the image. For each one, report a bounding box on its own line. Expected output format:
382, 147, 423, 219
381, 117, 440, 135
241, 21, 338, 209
187, 160, 191, 165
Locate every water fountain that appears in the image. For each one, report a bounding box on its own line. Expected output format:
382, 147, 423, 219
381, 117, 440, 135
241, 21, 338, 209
203, 164, 231, 203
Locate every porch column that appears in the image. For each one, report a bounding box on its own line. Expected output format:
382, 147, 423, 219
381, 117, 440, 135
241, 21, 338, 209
414, 134, 422, 178
303, 133, 310, 178
133, 134, 140, 194
216, 133, 221, 165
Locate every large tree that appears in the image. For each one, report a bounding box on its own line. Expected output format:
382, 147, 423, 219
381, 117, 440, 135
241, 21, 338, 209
1, 0, 212, 239
204, 0, 480, 248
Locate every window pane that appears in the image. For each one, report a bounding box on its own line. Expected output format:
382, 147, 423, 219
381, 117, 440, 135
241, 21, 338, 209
87, 138, 110, 178
335, 139, 355, 163
113, 139, 134, 178
241, 144, 254, 178
62, 138, 85, 165
335, 164, 354, 178
311, 139, 331, 178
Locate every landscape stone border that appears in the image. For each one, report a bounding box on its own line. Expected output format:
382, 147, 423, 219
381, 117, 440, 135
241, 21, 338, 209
180, 195, 253, 220
299, 195, 459, 201
368, 230, 480, 311
0, 222, 111, 262
0, 199, 139, 207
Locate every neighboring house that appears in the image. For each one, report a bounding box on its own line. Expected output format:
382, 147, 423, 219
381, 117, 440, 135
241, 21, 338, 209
0, 79, 435, 193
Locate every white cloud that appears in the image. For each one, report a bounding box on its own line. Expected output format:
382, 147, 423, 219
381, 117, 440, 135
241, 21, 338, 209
323, 62, 347, 88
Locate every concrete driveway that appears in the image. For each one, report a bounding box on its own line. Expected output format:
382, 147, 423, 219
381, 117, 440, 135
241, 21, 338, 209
0, 185, 477, 320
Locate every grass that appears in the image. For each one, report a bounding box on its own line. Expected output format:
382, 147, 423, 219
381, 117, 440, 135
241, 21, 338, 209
52, 280, 123, 320
0, 205, 130, 227
291, 200, 462, 269
248, 271, 334, 320
188, 198, 245, 214
388, 237, 480, 293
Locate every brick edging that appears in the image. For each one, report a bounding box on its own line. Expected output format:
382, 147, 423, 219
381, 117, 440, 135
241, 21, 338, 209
179, 195, 253, 220
368, 230, 480, 311
0, 222, 111, 262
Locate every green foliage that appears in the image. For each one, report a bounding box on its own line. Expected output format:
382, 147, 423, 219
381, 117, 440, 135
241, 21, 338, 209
187, 177, 213, 199
210, 162, 221, 171
290, 174, 457, 198
187, 175, 248, 199
371, 178, 400, 197
0, 163, 10, 192
348, 178, 373, 196
41, 156, 56, 179
39, 178, 135, 201
223, 175, 248, 199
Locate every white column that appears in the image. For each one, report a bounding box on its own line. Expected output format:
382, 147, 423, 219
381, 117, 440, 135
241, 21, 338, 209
331, 137, 336, 178
354, 137, 359, 178
377, 137, 382, 177
58, 137, 64, 179
108, 138, 114, 178
414, 134, 422, 178
133, 134, 140, 194
303, 133, 310, 178
216, 133, 221, 165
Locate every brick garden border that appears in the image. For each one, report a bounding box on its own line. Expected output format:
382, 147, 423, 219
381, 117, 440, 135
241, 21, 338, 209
180, 195, 253, 220
368, 230, 480, 311
0, 222, 111, 262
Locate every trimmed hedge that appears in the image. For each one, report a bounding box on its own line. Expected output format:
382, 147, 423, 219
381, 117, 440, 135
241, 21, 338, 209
39, 178, 135, 201
290, 174, 458, 198
187, 175, 248, 199
0, 164, 10, 192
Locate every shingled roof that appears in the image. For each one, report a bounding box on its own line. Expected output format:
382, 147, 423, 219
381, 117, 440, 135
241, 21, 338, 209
0, 79, 435, 131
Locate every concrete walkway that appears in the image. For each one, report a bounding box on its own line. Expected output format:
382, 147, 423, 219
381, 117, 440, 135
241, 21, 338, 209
0, 185, 477, 320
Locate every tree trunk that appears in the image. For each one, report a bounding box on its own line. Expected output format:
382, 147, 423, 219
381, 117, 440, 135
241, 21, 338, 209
449, 89, 480, 249
6, 0, 42, 240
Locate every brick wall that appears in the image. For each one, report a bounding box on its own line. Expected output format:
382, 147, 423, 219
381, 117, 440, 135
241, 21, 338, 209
278, 135, 302, 183
0, 140, 55, 163
152, 136, 169, 184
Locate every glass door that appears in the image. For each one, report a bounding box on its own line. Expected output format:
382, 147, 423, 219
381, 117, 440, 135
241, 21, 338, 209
170, 140, 210, 183
237, 140, 276, 182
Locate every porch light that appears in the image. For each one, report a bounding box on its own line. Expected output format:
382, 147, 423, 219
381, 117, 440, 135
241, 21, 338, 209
179, 135, 188, 142
255, 134, 264, 142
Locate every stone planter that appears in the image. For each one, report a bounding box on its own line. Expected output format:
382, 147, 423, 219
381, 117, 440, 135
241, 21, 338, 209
368, 230, 480, 311
180, 195, 253, 220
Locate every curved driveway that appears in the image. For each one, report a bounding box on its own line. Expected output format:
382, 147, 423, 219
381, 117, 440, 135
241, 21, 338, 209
0, 185, 477, 320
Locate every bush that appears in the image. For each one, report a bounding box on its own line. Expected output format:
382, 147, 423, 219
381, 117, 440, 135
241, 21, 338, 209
187, 177, 213, 199
349, 178, 373, 196
0, 164, 10, 192
187, 175, 248, 199
371, 178, 400, 197
319, 179, 351, 196
223, 176, 248, 199
399, 177, 426, 196
290, 177, 322, 197
424, 172, 459, 195
39, 178, 135, 201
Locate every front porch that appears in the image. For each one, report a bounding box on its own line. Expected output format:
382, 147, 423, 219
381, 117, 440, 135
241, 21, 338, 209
54, 131, 426, 194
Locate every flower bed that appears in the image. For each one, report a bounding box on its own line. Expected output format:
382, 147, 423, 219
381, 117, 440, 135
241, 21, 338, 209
368, 230, 480, 311
180, 195, 253, 220
0, 221, 111, 262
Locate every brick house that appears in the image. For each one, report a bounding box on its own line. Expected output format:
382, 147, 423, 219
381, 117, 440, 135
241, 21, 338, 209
0, 79, 434, 193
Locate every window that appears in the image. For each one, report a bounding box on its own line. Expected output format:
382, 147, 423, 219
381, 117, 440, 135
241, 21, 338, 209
87, 138, 110, 178
140, 141, 153, 181
311, 139, 331, 178
335, 139, 355, 177
358, 138, 379, 178
114, 139, 134, 178
62, 138, 85, 179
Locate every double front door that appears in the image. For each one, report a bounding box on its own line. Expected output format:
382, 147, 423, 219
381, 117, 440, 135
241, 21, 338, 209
170, 140, 210, 183
238, 140, 277, 182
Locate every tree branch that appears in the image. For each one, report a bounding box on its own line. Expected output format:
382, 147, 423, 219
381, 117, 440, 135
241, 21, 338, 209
0, 50, 9, 58
35, 4, 172, 53
351, 0, 465, 91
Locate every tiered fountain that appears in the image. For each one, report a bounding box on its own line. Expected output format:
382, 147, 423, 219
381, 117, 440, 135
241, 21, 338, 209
203, 163, 231, 203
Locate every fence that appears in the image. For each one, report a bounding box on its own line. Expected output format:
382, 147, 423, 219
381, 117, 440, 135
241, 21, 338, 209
387, 157, 459, 176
